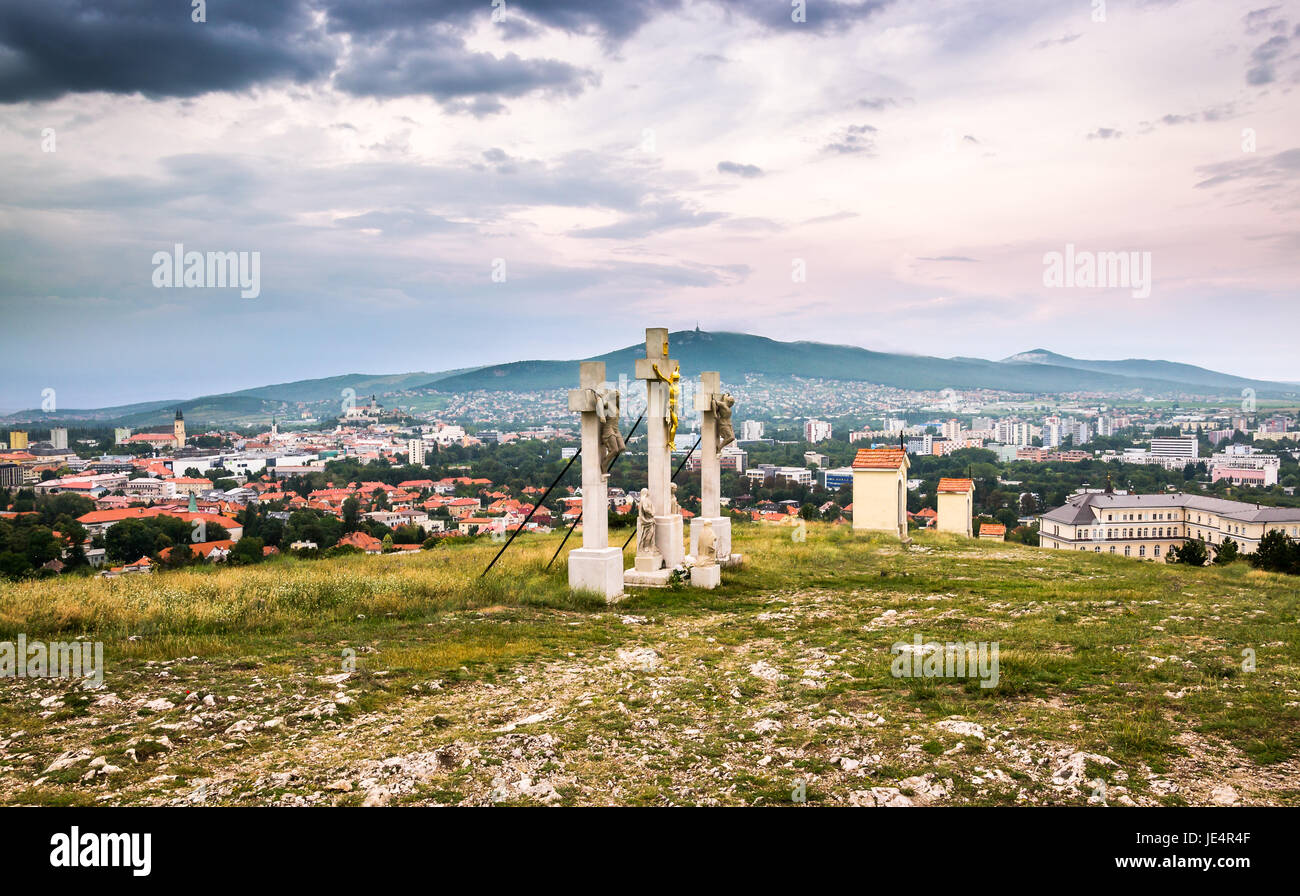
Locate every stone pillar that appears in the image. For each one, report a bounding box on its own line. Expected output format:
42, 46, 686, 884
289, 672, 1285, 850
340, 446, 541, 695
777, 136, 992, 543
566, 361, 623, 600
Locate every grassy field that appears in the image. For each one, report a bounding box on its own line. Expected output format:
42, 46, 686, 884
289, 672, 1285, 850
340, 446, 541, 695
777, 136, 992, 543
0, 524, 1297, 806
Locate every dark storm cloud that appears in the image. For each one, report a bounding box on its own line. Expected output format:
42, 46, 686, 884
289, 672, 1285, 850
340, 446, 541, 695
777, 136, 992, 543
324, 0, 891, 40
0, 0, 335, 102
0, 0, 595, 107
321, 0, 685, 41
331, 27, 596, 107
0, 0, 902, 105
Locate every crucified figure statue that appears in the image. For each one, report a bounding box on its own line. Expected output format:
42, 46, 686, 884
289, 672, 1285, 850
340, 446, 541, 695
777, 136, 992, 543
712, 392, 736, 450
595, 389, 625, 473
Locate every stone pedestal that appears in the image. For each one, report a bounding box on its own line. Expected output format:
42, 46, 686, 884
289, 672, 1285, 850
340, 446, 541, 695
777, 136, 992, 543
690, 564, 721, 589
634, 551, 663, 573
624, 566, 673, 588
656, 514, 684, 568
568, 546, 625, 600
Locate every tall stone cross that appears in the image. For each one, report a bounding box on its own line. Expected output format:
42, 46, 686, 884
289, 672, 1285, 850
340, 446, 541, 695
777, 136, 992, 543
632, 328, 684, 570
568, 361, 610, 550
690, 371, 734, 563
695, 371, 723, 520
565, 360, 623, 600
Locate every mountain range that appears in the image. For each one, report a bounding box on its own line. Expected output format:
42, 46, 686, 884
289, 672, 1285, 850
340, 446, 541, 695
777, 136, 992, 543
3, 331, 1295, 428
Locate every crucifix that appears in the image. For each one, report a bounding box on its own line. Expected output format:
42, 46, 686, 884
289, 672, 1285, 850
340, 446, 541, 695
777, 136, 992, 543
690, 370, 736, 564
565, 360, 624, 599
629, 328, 684, 575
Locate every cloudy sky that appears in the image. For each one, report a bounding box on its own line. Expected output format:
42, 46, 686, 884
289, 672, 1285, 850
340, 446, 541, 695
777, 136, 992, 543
1, 0, 1297, 408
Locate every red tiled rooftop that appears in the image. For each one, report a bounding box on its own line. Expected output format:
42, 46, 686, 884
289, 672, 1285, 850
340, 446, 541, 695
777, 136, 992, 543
937, 477, 974, 493
851, 448, 908, 470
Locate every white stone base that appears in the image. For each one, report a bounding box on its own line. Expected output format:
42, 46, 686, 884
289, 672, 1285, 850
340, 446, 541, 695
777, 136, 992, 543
567, 546, 625, 601
689, 517, 731, 561
655, 514, 685, 568
624, 567, 673, 588
721, 552, 744, 569
690, 564, 721, 589
634, 551, 664, 573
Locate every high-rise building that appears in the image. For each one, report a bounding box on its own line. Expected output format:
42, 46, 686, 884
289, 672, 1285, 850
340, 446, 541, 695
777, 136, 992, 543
49, 427, 68, 450
1042, 419, 1062, 449
8, 431, 28, 450
408, 438, 426, 465
720, 446, 747, 472
114, 427, 132, 445
1150, 437, 1198, 459
995, 421, 1033, 446
740, 420, 764, 441
804, 419, 833, 443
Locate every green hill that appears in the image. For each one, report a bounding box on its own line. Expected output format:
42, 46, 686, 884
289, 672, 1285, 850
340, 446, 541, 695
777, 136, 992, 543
1002, 349, 1297, 392
4, 333, 1295, 428
429, 330, 1299, 397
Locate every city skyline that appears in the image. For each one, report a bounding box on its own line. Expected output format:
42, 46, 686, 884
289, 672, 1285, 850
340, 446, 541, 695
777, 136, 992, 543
2, 0, 1298, 408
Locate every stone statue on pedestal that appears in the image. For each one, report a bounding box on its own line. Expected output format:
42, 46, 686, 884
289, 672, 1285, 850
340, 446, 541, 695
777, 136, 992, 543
712, 393, 736, 449
698, 519, 717, 566
636, 488, 657, 555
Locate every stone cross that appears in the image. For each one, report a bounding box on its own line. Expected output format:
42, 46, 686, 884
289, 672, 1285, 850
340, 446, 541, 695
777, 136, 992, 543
631, 328, 683, 569
695, 371, 722, 520
567, 361, 611, 551
565, 360, 624, 599
690, 370, 736, 564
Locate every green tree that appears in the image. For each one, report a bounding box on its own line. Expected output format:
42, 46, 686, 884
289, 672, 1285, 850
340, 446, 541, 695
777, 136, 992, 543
1250, 530, 1298, 575
1213, 537, 1239, 565
342, 496, 361, 533
105, 519, 156, 563
1167, 538, 1208, 567
229, 536, 265, 566
163, 542, 195, 568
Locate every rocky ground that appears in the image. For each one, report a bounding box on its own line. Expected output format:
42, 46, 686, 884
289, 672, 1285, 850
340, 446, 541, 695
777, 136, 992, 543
4, 535, 1297, 806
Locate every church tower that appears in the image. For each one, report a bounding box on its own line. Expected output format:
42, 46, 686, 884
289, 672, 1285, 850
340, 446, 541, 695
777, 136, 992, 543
173, 408, 186, 449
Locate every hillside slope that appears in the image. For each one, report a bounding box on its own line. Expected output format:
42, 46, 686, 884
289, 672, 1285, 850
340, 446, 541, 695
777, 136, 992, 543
2, 526, 1295, 807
